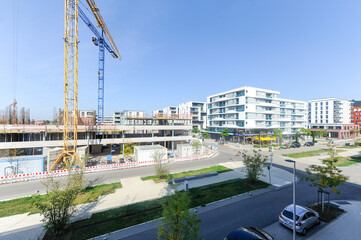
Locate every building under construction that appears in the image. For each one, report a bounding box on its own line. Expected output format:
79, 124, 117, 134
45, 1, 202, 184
0, 115, 192, 173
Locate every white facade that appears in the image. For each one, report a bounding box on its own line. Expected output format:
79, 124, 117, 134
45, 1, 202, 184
113, 110, 145, 124
207, 86, 307, 135
308, 98, 351, 124
134, 145, 167, 162
178, 101, 207, 129
152, 109, 163, 117
163, 106, 178, 116
79, 110, 95, 118
103, 116, 114, 124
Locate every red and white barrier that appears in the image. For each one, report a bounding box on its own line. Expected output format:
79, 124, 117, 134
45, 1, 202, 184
0, 150, 217, 184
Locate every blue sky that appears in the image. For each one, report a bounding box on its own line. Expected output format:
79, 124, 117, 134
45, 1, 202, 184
1, 0, 361, 120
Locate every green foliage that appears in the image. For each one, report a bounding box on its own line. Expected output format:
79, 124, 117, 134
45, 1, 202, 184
310, 131, 318, 142
318, 129, 329, 138
158, 191, 202, 240
191, 127, 200, 134
202, 132, 209, 139
294, 130, 301, 143
273, 129, 284, 144
123, 143, 134, 155
241, 150, 269, 183
300, 128, 311, 136
303, 144, 348, 194
152, 150, 169, 179
37, 170, 84, 236
191, 140, 202, 155
221, 128, 229, 137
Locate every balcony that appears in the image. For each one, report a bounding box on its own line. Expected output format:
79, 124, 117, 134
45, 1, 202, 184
266, 117, 272, 120
219, 104, 225, 107
266, 124, 271, 127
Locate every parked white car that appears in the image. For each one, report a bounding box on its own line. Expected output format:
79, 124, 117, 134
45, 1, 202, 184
279, 204, 320, 236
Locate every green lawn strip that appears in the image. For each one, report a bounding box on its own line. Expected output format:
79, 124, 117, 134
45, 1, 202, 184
308, 204, 345, 222
0, 182, 122, 218
335, 156, 361, 167
337, 145, 361, 149
48, 178, 269, 240
283, 149, 345, 158
141, 165, 232, 183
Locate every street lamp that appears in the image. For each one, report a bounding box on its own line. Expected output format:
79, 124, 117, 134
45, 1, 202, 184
285, 159, 296, 240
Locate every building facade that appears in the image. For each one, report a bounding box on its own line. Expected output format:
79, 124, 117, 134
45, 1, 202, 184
308, 98, 351, 124
162, 106, 178, 117
351, 106, 361, 126
309, 123, 360, 139
178, 101, 207, 129
152, 109, 163, 117
207, 86, 307, 140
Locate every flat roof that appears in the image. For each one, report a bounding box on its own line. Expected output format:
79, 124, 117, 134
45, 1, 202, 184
207, 86, 280, 98
134, 145, 165, 150
308, 98, 351, 102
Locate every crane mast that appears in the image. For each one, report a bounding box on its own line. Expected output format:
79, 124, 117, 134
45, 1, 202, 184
51, 0, 82, 170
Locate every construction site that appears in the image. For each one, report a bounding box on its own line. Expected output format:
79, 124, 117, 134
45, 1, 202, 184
0, 0, 195, 176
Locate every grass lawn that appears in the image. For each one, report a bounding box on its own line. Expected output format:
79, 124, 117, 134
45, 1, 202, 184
45, 178, 269, 240
337, 145, 361, 149
0, 182, 122, 218
309, 204, 345, 222
335, 156, 361, 167
141, 165, 232, 183
283, 149, 345, 158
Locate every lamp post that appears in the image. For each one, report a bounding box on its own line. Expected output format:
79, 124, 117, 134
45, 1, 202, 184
285, 159, 296, 240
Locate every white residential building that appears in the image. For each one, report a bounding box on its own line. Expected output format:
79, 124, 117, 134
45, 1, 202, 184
103, 116, 114, 124
163, 106, 178, 117
207, 86, 307, 139
178, 101, 207, 129
152, 109, 163, 117
308, 98, 351, 124
113, 110, 145, 124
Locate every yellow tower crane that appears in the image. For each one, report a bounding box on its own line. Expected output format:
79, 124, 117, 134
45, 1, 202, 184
51, 0, 81, 170
51, 0, 121, 171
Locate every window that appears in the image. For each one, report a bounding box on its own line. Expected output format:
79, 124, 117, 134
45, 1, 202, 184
302, 215, 309, 221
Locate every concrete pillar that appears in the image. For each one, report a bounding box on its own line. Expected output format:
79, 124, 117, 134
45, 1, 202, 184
172, 130, 174, 154
152, 130, 154, 145
122, 131, 125, 156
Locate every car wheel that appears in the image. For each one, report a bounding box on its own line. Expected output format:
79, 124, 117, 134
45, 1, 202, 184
302, 228, 307, 236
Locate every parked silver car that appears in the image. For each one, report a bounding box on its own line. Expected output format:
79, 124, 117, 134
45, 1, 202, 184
279, 204, 320, 236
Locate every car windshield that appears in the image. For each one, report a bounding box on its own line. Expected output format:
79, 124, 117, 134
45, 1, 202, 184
282, 210, 300, 221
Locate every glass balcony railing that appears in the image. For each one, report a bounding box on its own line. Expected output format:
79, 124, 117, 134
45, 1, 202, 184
219, 104, 225, 107
266, 124, 271, 127
266, 118, 272, 120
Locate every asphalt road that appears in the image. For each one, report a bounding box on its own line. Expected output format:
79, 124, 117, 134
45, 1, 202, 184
121, 173, 361, 240
0, 146, 238, 201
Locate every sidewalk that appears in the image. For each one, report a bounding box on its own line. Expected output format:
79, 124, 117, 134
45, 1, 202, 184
0, 162, 294, 240
262, 200, 361, 240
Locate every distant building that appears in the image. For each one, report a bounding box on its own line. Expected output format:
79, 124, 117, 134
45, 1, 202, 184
308, 98, 351, 124
351, 106, 361, 126
103, 116, 114, 124
162, 106, 178, 117
152, 109, 163, 117
207, 86, 307, 141
309, 123, 360, 139
113, 110, 145, 124
58, 109, 96, 125
178, 101, 207, 129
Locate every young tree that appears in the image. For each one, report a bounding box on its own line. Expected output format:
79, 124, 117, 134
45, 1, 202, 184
318, 129, 329, 138
303, 144, 348, 211
221, 128, 229, 142
191, 139, 202, 157
241, 150, 269, 183
123, 143, 134, 156
152, 150, 169, 179
191, 127, 200, 134
202, 132, 209, 139
158, 191, 202, 240
36, 169, 84, 236
273, 129, 284, 144
310, 131, 318, 143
